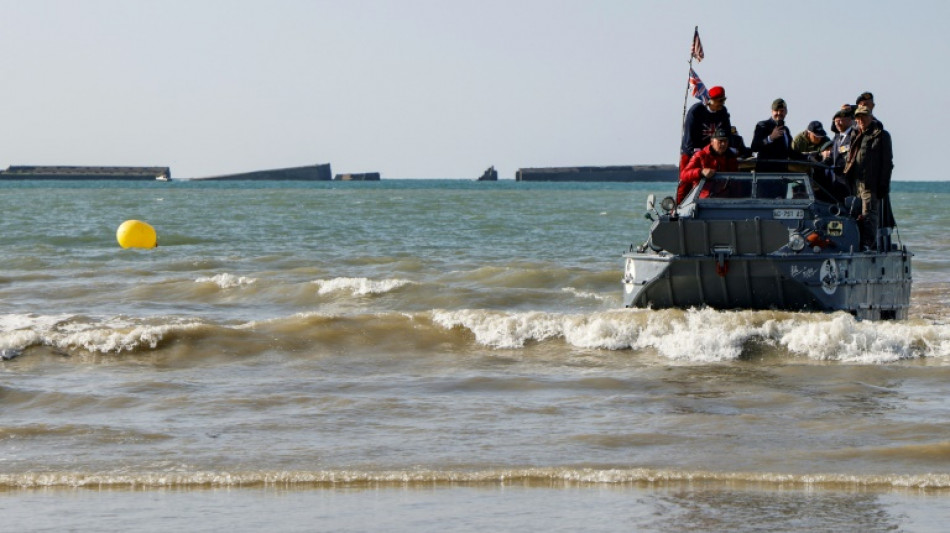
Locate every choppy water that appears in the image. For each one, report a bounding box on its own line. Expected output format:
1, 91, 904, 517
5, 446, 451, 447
2, 180, 950, 531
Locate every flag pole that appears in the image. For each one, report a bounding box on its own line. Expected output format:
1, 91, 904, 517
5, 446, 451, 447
681, 26, 699, 133
682, 60, 694, 133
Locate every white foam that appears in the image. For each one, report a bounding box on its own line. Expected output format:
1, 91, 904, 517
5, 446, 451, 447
0, 314, 70, 351
52, 323, 199, 354
431, 308, 950, 362
313, 277, 412, 296
3, 468, 948, 489
195, 273, 257, 288
778, 314, 950, 363
0, 313, 204, 354
0, 313, 74, 331
432, 309, 566, 349
432, 308, 756, 356
632, 308, 770, 362
561, 287, 610, 302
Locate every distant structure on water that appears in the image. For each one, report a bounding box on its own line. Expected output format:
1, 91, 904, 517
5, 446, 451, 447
477, 166, 498, 181
516, 165, 677, 182
196, 163, 332, 181
334, 172, 380, 181
0, 165, 171, 181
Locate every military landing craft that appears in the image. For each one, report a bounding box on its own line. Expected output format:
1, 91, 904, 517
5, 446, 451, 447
622, 164, 912, 320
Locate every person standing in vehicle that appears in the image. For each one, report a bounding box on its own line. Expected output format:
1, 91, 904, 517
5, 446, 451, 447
751, 98, 801, 171
791, 121, 830, 161
677, 128, 739, 203
730, 125, 753, 158
844, 105, 894, 250
822, 106, 856, 196
680, 86, 732, 171
856, 91, 883, 128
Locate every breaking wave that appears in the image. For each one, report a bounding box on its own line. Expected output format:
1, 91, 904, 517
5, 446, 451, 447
3, 308, 949, 363
3, 468, 948, 490
194, 273, 257, 288
432, 308, 950, 362
0, 313, 208, 356
312, 277, 413, 296
561, 287, 611, 302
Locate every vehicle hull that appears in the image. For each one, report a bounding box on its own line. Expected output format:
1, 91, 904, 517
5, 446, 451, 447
622, 248, 912, 320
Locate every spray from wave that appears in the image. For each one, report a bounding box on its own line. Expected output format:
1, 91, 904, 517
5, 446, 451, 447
0, 313, 206, 355
561, 287, 610, 302
3, 308, 949, 363
432, 308, 950, 362
3, 468, 948, 490
194, 273, 257, 288
312, 277, 413, 296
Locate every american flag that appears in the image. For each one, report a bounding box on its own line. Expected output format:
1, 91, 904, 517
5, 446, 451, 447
689, 68, 709, 104
691, 27, 704, 62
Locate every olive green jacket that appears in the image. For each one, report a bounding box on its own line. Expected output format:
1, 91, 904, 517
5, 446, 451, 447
845, 123, 893, 196
791, 131, 829, 155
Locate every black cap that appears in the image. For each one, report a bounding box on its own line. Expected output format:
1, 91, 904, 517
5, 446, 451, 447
834, 106, 854, 119
806, 121, 827, 137
856, 91, 874, 104
711, 128, 730, 140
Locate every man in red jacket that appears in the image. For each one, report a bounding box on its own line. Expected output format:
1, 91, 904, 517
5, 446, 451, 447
676, 128, 739, 204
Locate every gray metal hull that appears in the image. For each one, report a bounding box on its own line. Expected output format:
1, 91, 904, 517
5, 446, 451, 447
622, 249, 912, 320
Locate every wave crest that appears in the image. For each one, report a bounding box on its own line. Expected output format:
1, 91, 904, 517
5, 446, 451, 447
5, 309, 949, 363
313, 277, 412, 296
3, 468, 948, 490
432, 308, 950, 361
194, 273, 257, 288
0, 313, 206, 355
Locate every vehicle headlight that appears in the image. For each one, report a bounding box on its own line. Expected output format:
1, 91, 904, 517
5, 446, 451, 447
789, 232, 806, 252
660, 196, 676, 213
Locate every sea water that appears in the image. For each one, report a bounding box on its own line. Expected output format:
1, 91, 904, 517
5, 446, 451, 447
2, 179, 949, 532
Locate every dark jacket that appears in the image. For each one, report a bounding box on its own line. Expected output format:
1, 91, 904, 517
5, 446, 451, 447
751, 118, 802, 171
677, 144, 740, 203
845, 122, 893, 197
822, 126, 854, 176
731, 128, 753, 158
681, 102, 732, 156
845, 121, 895, 228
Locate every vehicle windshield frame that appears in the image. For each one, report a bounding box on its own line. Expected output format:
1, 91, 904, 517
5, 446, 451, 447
686, 172, 814, 204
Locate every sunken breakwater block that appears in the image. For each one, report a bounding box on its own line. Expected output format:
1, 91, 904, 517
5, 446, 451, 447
515, 165, 677, 182
334, 172, 380, 181
198, 163, 332, 181
477, 166, 498, 181
0, 165, 171, 180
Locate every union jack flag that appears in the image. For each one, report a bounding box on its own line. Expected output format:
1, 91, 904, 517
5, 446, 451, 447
689, 68, 709, 104
691, 27, 704, 62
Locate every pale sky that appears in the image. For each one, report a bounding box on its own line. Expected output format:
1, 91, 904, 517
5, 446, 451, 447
0, 0, 945, 180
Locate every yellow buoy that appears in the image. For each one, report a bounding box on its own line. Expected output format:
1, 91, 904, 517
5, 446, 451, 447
116, 219, 157, 249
